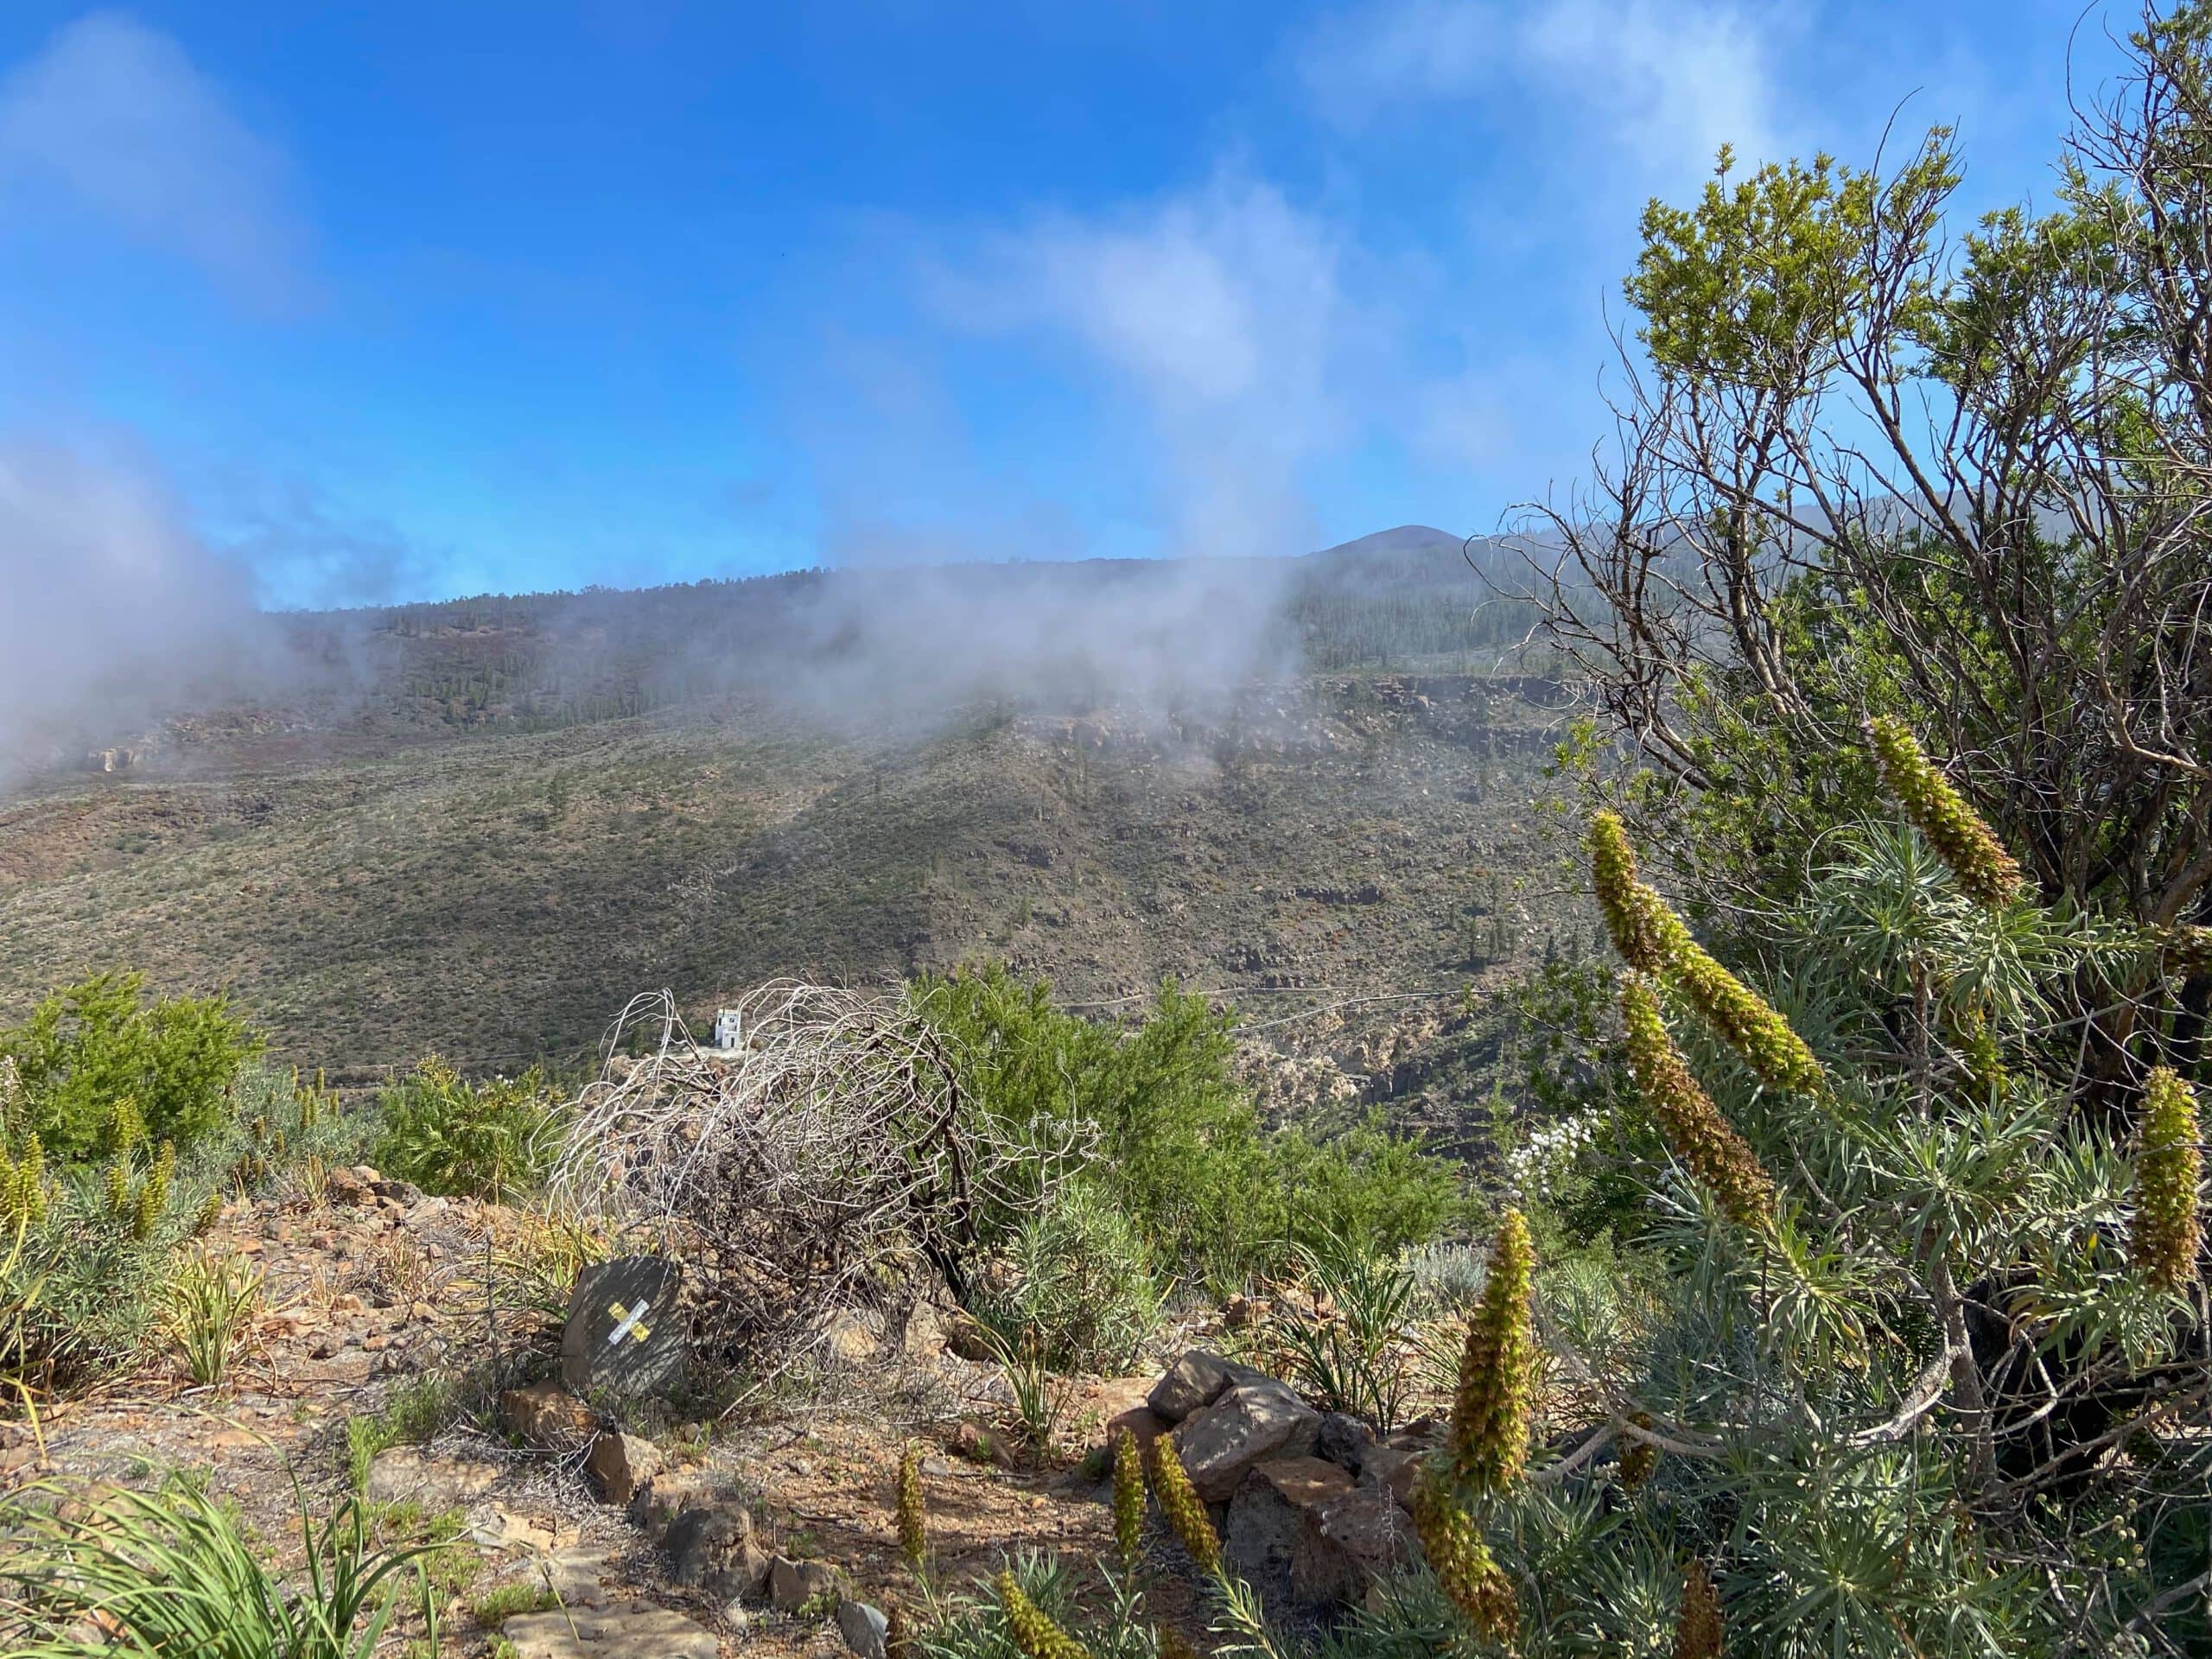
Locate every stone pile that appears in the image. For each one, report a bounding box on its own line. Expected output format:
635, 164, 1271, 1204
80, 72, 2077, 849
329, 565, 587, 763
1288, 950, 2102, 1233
1112, 1348, 1440, 1613
486, 1358, 889, 1656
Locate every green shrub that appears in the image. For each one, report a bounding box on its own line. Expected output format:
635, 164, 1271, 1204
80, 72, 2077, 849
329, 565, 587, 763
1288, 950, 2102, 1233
0, 972, 263, 1161
372, 1057, 560, 1199
976, 1181, 1161, 1373
911, 964, 1459, 1287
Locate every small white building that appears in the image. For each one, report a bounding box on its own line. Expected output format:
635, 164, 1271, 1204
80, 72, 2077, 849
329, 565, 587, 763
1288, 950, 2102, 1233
712, 1008, 742, 1052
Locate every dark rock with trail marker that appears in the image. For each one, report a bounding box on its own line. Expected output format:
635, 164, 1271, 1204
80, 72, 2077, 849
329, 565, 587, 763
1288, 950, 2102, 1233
561, 1255, 685, 1397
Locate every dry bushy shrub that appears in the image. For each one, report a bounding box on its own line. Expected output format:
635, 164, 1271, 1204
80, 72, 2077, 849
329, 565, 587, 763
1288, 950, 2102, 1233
556, 984, 1091, 1375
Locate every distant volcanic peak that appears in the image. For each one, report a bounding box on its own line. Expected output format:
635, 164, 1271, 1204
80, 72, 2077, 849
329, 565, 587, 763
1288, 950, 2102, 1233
1309, 525, 1467, 560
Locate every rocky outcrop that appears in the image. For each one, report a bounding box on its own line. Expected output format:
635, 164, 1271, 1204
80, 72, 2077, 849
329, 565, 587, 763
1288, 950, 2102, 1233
1149, 1348, 1436, 1609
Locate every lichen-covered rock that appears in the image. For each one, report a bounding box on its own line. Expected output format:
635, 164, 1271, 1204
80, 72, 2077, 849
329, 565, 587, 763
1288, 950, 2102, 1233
663, 1504, 771, 1599
1173, 1382, 1322, 1502
362, 1447, 499, 1508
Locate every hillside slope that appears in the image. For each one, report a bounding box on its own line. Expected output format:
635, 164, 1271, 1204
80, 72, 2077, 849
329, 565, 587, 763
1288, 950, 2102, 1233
0, 675, 1572, 1090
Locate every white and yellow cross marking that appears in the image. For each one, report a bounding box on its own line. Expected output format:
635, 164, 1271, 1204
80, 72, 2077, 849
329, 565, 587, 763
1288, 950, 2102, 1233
607, 1298, 653, 1346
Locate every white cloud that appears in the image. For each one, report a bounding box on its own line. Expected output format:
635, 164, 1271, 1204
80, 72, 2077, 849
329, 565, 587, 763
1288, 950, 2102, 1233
1519, 0, 1788, 179
1299, 0, 1795, 185
0, 11, 307, 306
938, 173, 1387, 559
1299, 0, 1498, 123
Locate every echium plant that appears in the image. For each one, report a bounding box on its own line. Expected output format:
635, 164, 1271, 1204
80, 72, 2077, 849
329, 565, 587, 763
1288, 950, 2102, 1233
1430, 726, 2209, 1657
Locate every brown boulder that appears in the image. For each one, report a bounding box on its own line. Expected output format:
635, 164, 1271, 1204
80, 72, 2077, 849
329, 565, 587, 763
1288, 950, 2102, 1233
769, 1556, 842, 1611
1224, 1457, 1357, 1605
1149, 1350, 1261, 1423
1357, 1443, 1424, 1509
500, 1381, 596, 1447
585, 1431, 662, 1506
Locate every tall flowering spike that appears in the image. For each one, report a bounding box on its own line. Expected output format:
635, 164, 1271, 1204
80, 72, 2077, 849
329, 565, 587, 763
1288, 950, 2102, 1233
16, 1135, 41, 1228
1112, 1427, 1145, 1571
886, 1602, 913, 1659
110, 1096, 146, 1157
1622, 976, 1777, 1232
1590, 813, 1821, 1094
1667, 940, 1824, 1095
1618, 1411, 1657, 1491
1673, 1559, 1723, 1659
1156, 1628, 1199, 1659
997, 1571, 1095, 1659
2133, 1067, 2204, 1294
1147, 1434, 1221, 1578
0, 1056, 26, 1144
896, 1440, 927, 1571
1953, 1002, 2005, 1098
1590, 810, 1689, 972
1865, 715, 2024, 907
1410, 1469, 1519, 1644
1447, 1209, 1539, 1496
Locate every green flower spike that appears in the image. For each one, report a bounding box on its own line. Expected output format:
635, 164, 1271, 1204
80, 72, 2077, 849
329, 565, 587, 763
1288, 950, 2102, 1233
2134, 1066, 2204, 1295
1866, 715, 2024, 906
1447, 1208, 1539, 1496
1622, 975, 1778, 1232
997, 1572, 1094, 1659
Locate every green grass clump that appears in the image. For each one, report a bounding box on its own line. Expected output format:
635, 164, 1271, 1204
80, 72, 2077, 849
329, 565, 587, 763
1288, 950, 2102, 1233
0, 1477, 448, 1659
165, 1245, 264, 1389
345, 1376, 460, 1494
470, 1580, 560, 1627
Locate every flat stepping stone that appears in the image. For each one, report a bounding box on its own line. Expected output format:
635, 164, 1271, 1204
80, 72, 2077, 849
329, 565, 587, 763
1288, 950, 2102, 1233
362, 1447, 501, 1508
502, 1600, 718, 1659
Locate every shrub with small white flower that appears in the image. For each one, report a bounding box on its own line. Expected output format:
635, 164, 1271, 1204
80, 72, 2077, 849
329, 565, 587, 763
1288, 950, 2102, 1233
1501, 1110, 1600, 1205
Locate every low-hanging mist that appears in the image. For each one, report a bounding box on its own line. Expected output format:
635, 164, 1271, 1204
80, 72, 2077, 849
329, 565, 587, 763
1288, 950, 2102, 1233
0, 441, 270, 777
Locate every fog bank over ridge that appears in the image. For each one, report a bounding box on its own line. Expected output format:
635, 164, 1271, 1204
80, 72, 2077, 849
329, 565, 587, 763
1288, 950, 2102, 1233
0, 489, 1494, 781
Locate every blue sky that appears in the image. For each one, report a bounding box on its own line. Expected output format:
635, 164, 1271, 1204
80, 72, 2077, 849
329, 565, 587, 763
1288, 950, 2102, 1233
0, 1, 2131, 607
